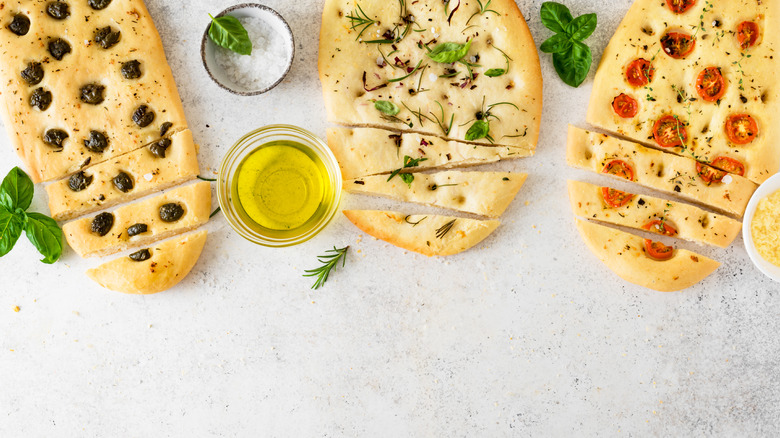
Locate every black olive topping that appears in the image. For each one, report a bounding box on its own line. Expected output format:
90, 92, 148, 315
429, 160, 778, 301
8, 14, 30, 36
83, 130, 108, 153
88, 0, 112, 10
120, 60, 142, 80
112, 171, 134, 193
80, 83, 105, 105
148, 138, 171, 158
68, 171, 93, 192
126, 223, 148, 237
132, 104, 155, 127
43, 129, 68, 149
129, 249, 151, 262
48, 38, 71, 60
30, 88, 52, 111
46, 2, 70, 20
159, 122, 173, 137
94, 26, 120, 49
159, 203, 184, 222
21, 62, 44, 85
90, 212, 114, 236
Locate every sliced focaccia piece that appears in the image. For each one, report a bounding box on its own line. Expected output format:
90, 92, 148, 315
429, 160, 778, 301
343, 210, 499, 256
63, 182, 211, 258
329, 127, 530, 180
47, 129, 199, 221
346, 171, 527, 218
86, 230, 207, 295
566, 126, 757, 217
574, 218, 719, 292
568, 180, 741, 248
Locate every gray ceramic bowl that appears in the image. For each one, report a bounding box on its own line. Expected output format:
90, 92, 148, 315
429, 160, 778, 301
201, 3, 294, 96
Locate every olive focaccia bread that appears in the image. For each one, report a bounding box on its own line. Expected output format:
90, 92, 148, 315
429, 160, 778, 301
0, 0, 187, 182
86, 230, 207, 295
47, 129, 199, 221
568, 180, 741, 249
64, 182, 211, 258
587, 0, 780, 184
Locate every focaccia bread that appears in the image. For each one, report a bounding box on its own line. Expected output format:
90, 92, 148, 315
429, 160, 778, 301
587, 0, 780, 184
47, 129, 199, 221
329, 127, 530, 180
343, 210, 499, 256
566, 126, 757, 217
319, 0, 542, 150
86, 230, 207, 295
575, 218, 719, 292
63, 182, 211, 258
346, 171, 526, 218
568, 180, 741, 248
0, 0, 188, 182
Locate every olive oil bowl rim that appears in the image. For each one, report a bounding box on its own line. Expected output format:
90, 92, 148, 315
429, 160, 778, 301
742, 172, 780, 283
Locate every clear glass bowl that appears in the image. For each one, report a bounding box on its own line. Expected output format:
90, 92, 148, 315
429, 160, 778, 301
217, 125, 342, 247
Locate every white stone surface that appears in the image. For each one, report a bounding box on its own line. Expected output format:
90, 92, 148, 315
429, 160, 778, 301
1, 0, 779, 436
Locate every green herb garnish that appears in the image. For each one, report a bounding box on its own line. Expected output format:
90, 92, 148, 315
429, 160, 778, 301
427, 40, 472, 64
465, 120, 490, 141
539, 2, 596, 88
387, 155, 428, 187
209, 207, 221, 219
303, 246, 349, 290
197, 175, 217, 182
435, 219, 456, 239
208, 14, 252, 56
374, 100, 400, 116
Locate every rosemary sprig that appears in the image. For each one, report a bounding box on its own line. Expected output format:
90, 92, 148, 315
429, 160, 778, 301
197, 175, 217, 182
404, 215, 427, 226
435, 219, 456, 239
388, 59, 425, 83
209, 207, 221, 218
466, 0, 499, 25
303, 246, 349, 290
346, 4, 376, 41
429, 101, 454, 136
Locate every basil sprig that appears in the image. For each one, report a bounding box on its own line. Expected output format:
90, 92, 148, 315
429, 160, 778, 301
208, 14, 252, 56
539, 2, 596, 88
0, 167, 63, 263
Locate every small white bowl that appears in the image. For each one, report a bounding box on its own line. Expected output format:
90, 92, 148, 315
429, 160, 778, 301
742, 172, 780, 282
201, 3, 294, 96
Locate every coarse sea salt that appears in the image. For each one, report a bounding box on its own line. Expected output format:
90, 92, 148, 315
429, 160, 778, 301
214, 16, 290, 91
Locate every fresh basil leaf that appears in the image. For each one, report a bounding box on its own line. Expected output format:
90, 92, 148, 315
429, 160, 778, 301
208, 14, 252, 56
540, 2, 574, 34
484, 68, 506, 77
567, 13, 597, 41
0, 166, 34, 211
540, 33, 572, 54
24, 212, 62, 264
374, 100, 400, 116
427, 40, 472, 64
552, 41, 592, 88
0, 207, 24, 258
399, 173, 415, 188
465, 120, 490, 141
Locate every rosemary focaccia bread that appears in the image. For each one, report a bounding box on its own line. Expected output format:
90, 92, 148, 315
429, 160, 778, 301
568, 180, 741, 248
319, 0, 542, 150
86, 230, 207, 295
328, 127, 530, 180
47, 129, 199, 221
343, 210, 499, 256
346, 171, 526, 218
575, 218, 719, 292
0, 0, 187, 182
63, 182, 211, 258
586, 0, 780, 184
566, 126, 757, 217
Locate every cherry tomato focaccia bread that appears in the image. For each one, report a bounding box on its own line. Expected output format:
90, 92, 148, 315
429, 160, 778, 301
0, 0, 188, 182
86, 230, 207, 295
566, 126, 757, 217
64, 182, 211, 258
319, 0, 542, 149
574, 218, 719, 292
568, 180, 741, 248
343, 210, 499, 256
587, 0, 780, 184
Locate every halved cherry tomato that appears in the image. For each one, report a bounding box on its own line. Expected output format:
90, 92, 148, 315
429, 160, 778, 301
696, 162, 727, 185
653, 115, 687, 148
643, 219, 678, 237
660, 31, 696, 59
602, 159, 635, 181
710, 156, 745, 176
645, 239, 675, 261
724, 114, 758, 145
612, 94, 638, 118
601, 187, 635, 208
695, 67, 727, 102
666, 0, 696, 14
736, 21, 759, 50
625, 58, 655, 87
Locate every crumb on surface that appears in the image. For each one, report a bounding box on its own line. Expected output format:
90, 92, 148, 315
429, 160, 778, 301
12, 306, 19, 312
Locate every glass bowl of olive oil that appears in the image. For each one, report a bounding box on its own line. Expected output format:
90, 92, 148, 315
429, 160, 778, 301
217, 125, 342, 247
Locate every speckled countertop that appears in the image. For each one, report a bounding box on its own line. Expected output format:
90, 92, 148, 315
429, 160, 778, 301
1, 0, 779, 436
